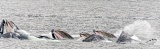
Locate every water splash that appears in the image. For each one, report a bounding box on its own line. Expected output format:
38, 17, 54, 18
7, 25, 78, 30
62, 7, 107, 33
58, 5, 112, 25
123, 20, 156, 41
18, 30, 61, 42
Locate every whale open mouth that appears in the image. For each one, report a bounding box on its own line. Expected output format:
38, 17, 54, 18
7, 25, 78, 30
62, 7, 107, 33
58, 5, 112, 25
0, 19, 21, 38
51, 29, 74, 39
0, 19, 19, 34
93, 30, 116, 38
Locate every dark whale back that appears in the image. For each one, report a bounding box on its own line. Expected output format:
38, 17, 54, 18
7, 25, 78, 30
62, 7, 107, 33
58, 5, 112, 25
83, 34, 104, 42
116, 31, 132, 44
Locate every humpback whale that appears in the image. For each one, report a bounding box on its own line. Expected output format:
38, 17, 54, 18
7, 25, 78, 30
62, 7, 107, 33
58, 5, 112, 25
38, 29, 74, 40
116, 31, 132, 44
93, 30, 116, 42
0, 19, 61, 42
93, 30, 116, 38
83, 34, 105, 42
77, 31, 105, 42
0, 19, 30, 40
116, 20, 157, 45
76, 32, 90, 41
77, 30, 117, 42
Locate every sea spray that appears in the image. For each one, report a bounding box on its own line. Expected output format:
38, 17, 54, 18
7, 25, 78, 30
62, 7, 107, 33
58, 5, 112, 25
115, 20, 157, 43
114, 30, 123, 38
123, 20, 156, 41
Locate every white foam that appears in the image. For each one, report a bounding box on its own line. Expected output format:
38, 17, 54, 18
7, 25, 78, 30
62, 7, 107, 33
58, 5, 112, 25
123, 20, 156, 41
131, 35, 141, 41
101, 40, 112, 42
28, 36, 61, 42
71, 35, 79, 37
114, 30, 122, 38
40, 33, 53, 39
17, 30, 30, 36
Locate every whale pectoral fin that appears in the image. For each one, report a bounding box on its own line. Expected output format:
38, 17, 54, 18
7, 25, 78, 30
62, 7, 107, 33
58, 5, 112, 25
145, 39, 157, 45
